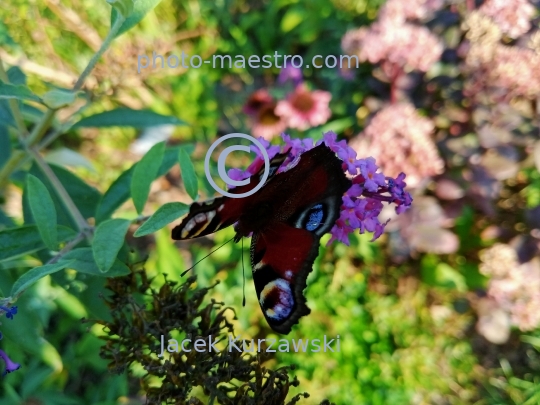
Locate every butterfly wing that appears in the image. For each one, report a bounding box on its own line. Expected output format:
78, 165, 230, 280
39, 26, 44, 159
249, 144, 351, 334
171, 151, 287, 240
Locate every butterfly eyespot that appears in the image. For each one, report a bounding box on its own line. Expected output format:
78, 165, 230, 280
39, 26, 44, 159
305, 204, 324, 231
284, 270, 293, 280
260, 279, 294, 321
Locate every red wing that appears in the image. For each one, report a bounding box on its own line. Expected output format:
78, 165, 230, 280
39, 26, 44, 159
171, 151, 288, 240
250, 223, 320, 334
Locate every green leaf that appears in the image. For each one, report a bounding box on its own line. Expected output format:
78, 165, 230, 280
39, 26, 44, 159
10, 261, 72, 297
421, 257, 467, 292
92, 218, 131, 273
59, 247, 130, 277
0, 225, 75, 262
21, 103, 44, 123
0, 100, 14, 126
26, 174, 58, 250
95, 166, 135, 223
45, 148, 95, 171
0, 82, 41, 102
521, 335, 540, 349
23, 163, 101, 229
131, 141, 165, 214
280, 7, 303, 33
111, 0, 163, 38
73, 108, 186, 128
42, 89, 78, 109
107, 0, 134, 18
320, 117, 356, 134
94, 146, 181, 222
0, 208, 15, 229
0, 126, 11, 170
134, 202, 189, 237
7, 66, 26, 85
178, 148, 198, 200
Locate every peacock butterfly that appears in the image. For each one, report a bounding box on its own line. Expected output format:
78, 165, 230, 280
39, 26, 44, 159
172, 143, 351, 334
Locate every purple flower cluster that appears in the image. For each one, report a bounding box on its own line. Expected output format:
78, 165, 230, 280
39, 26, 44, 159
227, 132, 413, 245
0, 305, 20, 376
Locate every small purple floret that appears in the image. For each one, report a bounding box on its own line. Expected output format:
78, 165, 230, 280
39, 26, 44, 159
0, 349, 20, 376
277, 62, 303, 87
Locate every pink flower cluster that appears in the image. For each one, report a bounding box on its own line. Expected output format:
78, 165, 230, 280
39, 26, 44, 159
486, 45, 540, 100
479, 244, 540, 332
479, 0, 535, 39
462, 10, 540, 101
341, 2, 443, 74
243, 74, 332, 140
379, 0, 445, 23
349, 103, 444, 188
227, 132, 413, 245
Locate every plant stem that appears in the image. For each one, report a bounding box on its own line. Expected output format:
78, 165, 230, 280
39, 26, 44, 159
47, 232, 88, 265
29, 146, 89, 232
73, 15, 125, 91
25, 109, 56, 146
0, 150, 26, 189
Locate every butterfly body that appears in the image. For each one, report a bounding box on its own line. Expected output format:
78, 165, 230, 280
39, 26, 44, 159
173, 143, 351, 334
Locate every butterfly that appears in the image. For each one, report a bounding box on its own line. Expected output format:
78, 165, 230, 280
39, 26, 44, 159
172, 143, 351, 334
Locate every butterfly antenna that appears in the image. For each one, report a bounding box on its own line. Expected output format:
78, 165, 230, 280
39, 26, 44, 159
181, 236, 235, 277
241, 238, 246, 307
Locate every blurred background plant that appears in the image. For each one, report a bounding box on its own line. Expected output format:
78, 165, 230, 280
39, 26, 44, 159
0, 0, 540, 404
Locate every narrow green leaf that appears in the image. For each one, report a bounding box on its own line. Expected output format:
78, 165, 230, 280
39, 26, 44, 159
60, 247, 130, 276
94, 146, 181, 222
95, 166, 135, 223
42, 89, 78, 109
111, 0, 163, 38
10, 261, 72, 297
45, 148, 95, 171
0, 225, 75, 261
280, 7, 303, 32
26, 174, 58, 250
0, 82, 41, 102
0, 127, 11, 170
92, 218, 131, 273
107, 0, 134, 18
178, 148, 198, 200
0, 100, 14, 126
134, 202, 189, 237
21, 103, 44, 123
0, 208, 15, 229
131, 141, 165, 214
73, 108, 186, 128
7, 66, 26, 85
23, 163, 101, 230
